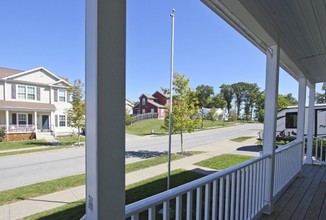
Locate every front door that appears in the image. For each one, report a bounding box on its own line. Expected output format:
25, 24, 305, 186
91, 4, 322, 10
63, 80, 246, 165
42, 115, 49, 130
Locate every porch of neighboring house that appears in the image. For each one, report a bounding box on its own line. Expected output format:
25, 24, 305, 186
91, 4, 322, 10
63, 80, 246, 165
0, 110, 54, 141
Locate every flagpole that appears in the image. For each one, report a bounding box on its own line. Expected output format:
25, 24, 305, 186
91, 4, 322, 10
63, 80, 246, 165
167, 8, 175, 190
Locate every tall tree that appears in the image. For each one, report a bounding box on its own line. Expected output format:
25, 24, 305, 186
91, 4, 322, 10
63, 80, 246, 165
219, 84, 233, 113
163, 73, 200, 152
278, 93, 298, 109
67, 79, 85, 146
315, 92, 326, 104
231, 82, 247, 117
195, 84, 214, 108
211, 94, 227, 109
243, 83, 261, 120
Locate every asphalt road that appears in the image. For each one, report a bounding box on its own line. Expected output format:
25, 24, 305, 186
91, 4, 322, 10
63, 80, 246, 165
0, 123, 262, 191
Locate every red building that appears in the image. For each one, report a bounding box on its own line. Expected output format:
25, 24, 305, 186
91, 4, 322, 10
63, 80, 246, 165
133, 91, 169, 119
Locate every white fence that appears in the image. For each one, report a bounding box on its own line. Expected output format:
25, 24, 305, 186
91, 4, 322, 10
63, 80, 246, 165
125, 155, 270, 220
133, 113, 158, 123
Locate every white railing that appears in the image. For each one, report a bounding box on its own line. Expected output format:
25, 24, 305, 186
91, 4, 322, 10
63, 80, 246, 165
133, 113, 158, 123
125, 154, 270, 220
5, 124, 35, 133
312, 136, 326, 164
273, 140, 303, 197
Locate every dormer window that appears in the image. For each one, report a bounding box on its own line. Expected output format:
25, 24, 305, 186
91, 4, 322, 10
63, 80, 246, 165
17, 85, 35, 100
142, 97, 146, 105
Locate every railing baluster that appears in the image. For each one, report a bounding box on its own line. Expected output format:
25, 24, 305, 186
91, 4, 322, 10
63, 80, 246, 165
148, 207, 155, 220
235, 170, 240, 220
204, 183, 210, 220
196, 187, 202, 220
248, 165, 253, 218
186, 191, 193, 220
212, 180, 218, 220
240, 169, 245, 220
175, 196, 182, 220
131, 214, 139, 220
225, 174, 230, 220
230, 172, 235, 220
244, 166, 249, 220
219, 177, 224, 220
163, 201, 169, 220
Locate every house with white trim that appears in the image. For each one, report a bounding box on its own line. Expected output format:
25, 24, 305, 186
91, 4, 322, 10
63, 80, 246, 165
0, 67, 74, 141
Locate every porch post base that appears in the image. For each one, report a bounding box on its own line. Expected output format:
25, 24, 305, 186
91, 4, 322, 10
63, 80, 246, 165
263, 202, 274, 215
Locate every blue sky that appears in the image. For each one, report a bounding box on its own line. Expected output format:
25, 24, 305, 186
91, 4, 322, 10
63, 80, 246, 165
0, 0, 322, 102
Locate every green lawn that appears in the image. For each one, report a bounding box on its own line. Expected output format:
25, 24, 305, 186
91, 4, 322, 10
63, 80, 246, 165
0, 140, 51, 151
126, 119, 166, 135
24, 169, 205, 220
56, 135, 85, 145
230, 136, 254, 143
195, 154, 254, 170
0, 146, 74, 157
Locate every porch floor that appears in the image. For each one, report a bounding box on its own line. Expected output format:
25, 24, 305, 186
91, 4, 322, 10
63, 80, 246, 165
260, 164, 326, 220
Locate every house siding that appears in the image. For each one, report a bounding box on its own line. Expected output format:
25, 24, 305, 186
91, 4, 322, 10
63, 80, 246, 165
14, 70, 58, 84
0, 82, 3, 100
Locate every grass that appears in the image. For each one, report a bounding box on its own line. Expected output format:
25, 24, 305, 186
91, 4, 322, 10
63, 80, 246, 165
0, 140, 52, 151
24, 169, 205, 220
0, 146, 74, 157
0, 151, 202, 205
56, 135, 85, 145
126, 119, 166, 135
230, 136, 254, 142
195, 154, 254, 170
0, 174, 85, 206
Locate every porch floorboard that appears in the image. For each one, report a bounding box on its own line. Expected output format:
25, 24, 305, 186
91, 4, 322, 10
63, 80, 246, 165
260, 164, 326, 220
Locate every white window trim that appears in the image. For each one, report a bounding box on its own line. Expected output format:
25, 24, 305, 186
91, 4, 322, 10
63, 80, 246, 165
59, 114, 67, 127
142, 97, 146, 105
58, 89, 66, 102
17, 85, 36, 100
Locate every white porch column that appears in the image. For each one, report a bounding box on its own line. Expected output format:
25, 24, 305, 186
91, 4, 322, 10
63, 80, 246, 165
262, 44, 280, 214
306, 85, 315, 164
86, 0, 126, 219
5, 110, 9, 132
34, 111, 38, 134
296, 78, 306, 168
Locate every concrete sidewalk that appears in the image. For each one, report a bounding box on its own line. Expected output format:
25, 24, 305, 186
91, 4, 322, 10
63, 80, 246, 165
0, 137, 260, 220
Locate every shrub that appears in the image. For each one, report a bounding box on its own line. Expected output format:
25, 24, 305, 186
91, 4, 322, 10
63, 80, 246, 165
0, 127, 6, 142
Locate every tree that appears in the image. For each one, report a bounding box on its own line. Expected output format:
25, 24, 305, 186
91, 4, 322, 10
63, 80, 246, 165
243, 83, 260, 120
67, 79, 85, 146
211, 94, 226, 109
278, 93, 298, 109
219, 84, 233, 113
163, 73, 200, 152
231, 82, 247, 117
316, 92, 326, 104
195, 84, 214, 108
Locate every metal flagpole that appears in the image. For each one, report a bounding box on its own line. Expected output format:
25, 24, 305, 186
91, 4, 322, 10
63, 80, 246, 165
167, 8, 175, 190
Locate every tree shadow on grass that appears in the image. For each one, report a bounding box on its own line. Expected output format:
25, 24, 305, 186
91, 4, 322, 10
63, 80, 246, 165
125, 150, 168, 159
237, 144, 263, 152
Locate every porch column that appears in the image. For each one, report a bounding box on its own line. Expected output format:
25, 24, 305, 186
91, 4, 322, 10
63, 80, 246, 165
5, 110, 9, 132
86, 0, 126, 219
296, 78, 306, 168
306, 85, 315, 164
34, 111, 38, 134
262, 44, 279, 214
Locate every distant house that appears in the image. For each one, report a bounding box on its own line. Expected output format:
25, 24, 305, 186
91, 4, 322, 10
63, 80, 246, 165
125, 98, 134, 114
0, 67, 74, 141
133, 91, 169, 119
200, 107, 228, 121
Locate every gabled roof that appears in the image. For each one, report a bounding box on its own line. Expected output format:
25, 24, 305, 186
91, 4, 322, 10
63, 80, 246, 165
153, 90, 170, 98
139, 93, 156, 99
0, 66, 71, 86
0, 67, 22, 79
147, 100, 164, 108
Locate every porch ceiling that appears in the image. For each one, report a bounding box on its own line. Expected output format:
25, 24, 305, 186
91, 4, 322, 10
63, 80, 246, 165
202, 0, 326, 85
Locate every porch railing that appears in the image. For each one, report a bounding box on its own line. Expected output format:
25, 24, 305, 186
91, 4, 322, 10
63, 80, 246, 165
273, 140, 303, 197
312, 136, 326, 164
0, 124, 35, 133
125, 154, 270, 220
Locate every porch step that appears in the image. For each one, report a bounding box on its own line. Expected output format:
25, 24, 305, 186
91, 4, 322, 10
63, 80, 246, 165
36, 132, 55, 141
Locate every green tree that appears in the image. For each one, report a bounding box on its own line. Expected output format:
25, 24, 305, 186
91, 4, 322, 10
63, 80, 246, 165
67, 79, 85, 146
315, 92, 326, 104
206, 108, 218, 121
231, 82, 247, 117
219, 84, 233, 113
211, 94, 227, 109
243, 83, 261, 120
278, 93, 298, 109
163, 73, 200, 152
196, 84, 214, 108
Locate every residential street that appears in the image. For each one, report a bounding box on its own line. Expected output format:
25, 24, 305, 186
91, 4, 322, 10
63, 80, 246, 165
0, 123, 262, 191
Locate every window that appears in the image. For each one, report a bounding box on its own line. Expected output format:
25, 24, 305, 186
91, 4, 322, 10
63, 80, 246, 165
17, 85, 36, 100
151, 108, 154, 113
285, 112, 297, 129
142, 109, 145, 114
58, 89, 66, 102
142, 98, 146, 105
59, 115, 66, 127
18, 114, 27, 125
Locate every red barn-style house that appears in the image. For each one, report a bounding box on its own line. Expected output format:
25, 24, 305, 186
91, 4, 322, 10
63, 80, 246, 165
133, 91, 169, 119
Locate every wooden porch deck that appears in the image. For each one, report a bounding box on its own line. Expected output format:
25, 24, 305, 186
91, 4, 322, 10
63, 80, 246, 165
260, 164, 326, 220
